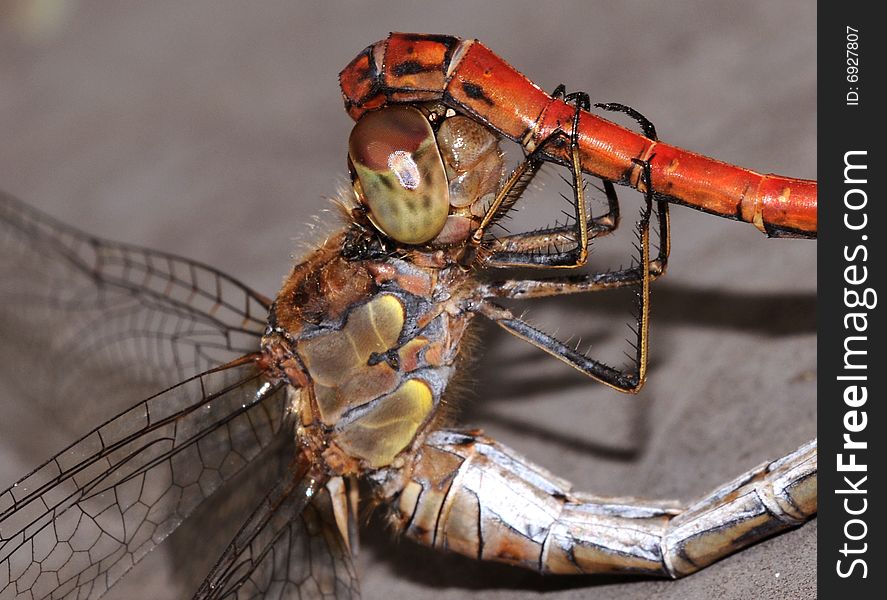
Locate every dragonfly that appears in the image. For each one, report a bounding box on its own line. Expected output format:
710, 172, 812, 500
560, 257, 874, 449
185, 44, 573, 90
340, 34, 817, 240
0, 32, 816, 599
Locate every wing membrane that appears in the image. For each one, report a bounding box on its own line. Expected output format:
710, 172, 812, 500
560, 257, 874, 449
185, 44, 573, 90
0, 358, 289, 599
0, 194, 291, 598
0, 192, 270, 411
194, 463, 360, 600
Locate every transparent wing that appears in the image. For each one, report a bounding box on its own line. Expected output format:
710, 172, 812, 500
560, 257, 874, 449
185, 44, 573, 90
194, 464, 360, 600
0, 192, 271, 418
0, 194, 291, 598
0, 358, 289, 600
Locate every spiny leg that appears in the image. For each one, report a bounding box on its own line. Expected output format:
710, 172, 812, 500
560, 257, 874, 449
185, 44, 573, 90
486, 96, 665, 260
476, 159, 659, 393
592, 101, 670, 273
594, 101, 659, 141
482, 98, 670, 276
473, 89, 593, 268
482, 179, 670, 300
557, 87, 621, 232
476, 298, 646, 392
481, 178, 620, 265
383, 430, 816, 578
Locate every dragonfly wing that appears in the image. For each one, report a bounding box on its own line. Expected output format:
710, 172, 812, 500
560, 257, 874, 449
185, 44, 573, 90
0, 193, 290, 597
0, 358, 289, 599
194, 464, 360, 600
0, 192, 270, 419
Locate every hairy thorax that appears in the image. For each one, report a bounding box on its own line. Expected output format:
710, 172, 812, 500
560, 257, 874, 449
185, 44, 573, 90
261, 232, 478, 476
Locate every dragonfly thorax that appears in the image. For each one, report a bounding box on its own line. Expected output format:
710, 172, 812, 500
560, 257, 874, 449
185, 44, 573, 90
263, 234, 477, 475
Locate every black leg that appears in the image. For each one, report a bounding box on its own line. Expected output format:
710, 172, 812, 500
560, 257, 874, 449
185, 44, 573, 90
471, 89, 593, 268
476, 159, 664, 394
594, 101, 659, 141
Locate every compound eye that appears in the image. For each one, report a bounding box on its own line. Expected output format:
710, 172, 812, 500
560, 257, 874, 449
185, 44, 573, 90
348, 106, 449, 244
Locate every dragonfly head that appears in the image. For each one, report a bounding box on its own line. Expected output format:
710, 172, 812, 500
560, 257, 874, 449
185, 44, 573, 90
347, 104, 503, 250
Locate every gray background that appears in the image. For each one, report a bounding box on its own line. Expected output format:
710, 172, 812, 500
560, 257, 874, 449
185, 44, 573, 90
0, 1, 815, 598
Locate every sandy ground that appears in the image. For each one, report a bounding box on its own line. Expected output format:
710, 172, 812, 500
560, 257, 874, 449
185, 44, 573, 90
0, 1, 815, 599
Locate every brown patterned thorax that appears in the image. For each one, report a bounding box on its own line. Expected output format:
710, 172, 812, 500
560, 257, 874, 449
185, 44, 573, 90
255, 99, 509, 478
262, 232, 479, 477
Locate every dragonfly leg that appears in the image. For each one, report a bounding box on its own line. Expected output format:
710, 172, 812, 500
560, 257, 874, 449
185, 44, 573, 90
482, 160, 669, 282
476, 298, 646, 392
593, 101, 659, 141
483, 263, 652, 299
556, 87, 622, 233
472, 92, 596, 268
476, 90, 678, 269
482, 178, 670, 300
475, 160, 664, 393
383, 430, 816, 578
480, 177, 620, 265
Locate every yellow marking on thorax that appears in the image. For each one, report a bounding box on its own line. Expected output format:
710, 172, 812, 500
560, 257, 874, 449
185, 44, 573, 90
335, 378, 434, 468
298, 294, 406, 424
